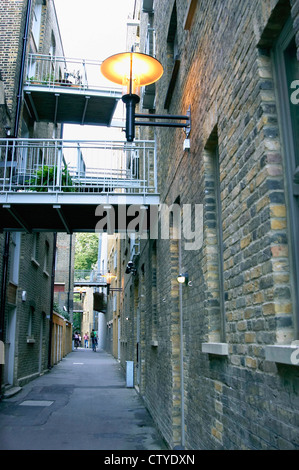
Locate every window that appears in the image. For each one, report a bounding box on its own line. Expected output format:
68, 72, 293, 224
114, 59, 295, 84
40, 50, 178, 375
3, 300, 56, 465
28, 307, 34, 338
184, 0, 197, 31
164, 1, 180, 109
9, 233, 21, 285
32, 233, 39, 264
202, 129, 227, 349
32, 0, 43, 49
151, 241, 158, 344
273, 19, 299, 332
49, 33, 56, 57
114, 249, 117, 270
167, 2, 179, 65
43, 240, 50, 275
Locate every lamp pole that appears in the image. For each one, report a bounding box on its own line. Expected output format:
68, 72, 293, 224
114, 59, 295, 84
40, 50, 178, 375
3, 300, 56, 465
122, 94, 140, 143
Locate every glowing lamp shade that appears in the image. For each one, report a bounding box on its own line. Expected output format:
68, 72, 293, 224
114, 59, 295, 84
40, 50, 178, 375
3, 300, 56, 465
103, 272, 116, 284
101, 52, 163, 95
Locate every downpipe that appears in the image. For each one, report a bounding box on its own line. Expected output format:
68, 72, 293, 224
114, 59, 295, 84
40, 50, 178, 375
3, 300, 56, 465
178, 239, 185, 449
14, 0, 32, 137
48, 232, 57, 370
0, 233, 10, 399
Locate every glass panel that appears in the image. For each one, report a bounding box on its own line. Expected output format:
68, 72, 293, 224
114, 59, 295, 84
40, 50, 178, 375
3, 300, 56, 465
284, 37, 299, 168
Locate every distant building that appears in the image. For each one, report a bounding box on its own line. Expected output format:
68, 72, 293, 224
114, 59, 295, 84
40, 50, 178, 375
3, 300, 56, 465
54, 233, 75, 321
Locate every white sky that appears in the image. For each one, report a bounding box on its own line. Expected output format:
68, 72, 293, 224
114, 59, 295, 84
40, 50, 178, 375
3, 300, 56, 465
54, 0, 136, 141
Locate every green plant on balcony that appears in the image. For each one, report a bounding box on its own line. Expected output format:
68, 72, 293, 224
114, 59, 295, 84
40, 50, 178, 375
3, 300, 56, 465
27, 75, 39, 84
29, 165, 74, 192
43, 72, 55, 84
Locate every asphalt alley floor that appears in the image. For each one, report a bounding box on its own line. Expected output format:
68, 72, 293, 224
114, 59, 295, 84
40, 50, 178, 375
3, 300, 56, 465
0, 348, 168, 451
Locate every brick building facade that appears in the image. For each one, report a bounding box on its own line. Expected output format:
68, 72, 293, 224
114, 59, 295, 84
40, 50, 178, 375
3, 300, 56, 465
118, 0, 299, 450
0, 0, 64, 392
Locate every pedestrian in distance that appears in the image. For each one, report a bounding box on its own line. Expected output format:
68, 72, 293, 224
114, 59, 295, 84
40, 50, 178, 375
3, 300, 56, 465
84, 332, 89, 348
74, 332, 79, 349
90, 329, 96, 352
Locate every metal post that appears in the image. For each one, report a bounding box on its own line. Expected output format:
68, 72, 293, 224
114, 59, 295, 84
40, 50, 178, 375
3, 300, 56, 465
48, 232, 57, 370
122, 94, 140, 143
0, 232, 10, 399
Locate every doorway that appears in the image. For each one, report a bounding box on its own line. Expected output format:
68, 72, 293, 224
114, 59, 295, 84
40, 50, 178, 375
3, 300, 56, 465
4, 307, 17, 385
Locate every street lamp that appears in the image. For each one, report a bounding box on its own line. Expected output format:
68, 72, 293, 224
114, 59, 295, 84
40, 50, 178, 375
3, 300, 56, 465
103, 271, 117, 295
101, 51, 191, 142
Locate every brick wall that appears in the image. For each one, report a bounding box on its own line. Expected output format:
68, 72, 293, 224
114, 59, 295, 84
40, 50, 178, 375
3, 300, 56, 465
124, 0, 299, 450
0, 0, 65, 389
15, 232, 54, 385
0, 0, 25, 130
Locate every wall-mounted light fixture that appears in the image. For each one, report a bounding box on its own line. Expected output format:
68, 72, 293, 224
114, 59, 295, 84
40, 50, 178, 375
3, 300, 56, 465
101, 51, 191, 142
177, 273, 191, 286
103, 271, 117, 294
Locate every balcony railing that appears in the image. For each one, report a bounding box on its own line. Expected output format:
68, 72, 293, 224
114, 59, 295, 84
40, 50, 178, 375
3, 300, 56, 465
0, 139, 157, 195
74, 270, 106, 284
25, 54, 120, 94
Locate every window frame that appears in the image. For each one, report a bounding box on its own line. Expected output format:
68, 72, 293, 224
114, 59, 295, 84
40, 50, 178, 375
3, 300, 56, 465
273, 18, 299, 335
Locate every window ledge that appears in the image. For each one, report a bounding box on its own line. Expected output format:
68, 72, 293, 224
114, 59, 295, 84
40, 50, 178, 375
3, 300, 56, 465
265, 345, 299, 366
43, 270, 49, 278
151, 340, 158, 347
27, 336, 35, 344
202, 342, 228, 356
31, 257, 40, 268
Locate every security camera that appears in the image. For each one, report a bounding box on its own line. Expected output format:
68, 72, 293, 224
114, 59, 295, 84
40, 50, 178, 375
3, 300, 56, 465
125, 261, 136, 275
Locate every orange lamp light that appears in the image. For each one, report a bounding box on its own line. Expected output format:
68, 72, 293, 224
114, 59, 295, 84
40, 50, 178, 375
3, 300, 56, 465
103, 272, 117, 285
101, 52, 163, 96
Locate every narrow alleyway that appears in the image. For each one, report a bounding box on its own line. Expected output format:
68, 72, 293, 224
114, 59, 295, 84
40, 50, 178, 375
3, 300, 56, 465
0, 348, 167, 450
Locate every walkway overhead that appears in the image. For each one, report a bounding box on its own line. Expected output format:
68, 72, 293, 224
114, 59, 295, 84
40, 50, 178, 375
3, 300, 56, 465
0, 139, 159, 233
24, 55, 122, 126
74, 270, 107, 287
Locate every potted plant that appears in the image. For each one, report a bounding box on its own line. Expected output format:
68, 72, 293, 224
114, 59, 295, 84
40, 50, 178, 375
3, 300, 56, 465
29, 165, 74, 192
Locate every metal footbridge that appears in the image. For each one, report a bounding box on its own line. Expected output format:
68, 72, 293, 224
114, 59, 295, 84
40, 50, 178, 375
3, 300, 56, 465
0, 139, 159, 233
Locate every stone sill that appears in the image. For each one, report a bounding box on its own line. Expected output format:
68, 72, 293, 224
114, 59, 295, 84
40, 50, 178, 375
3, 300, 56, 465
202, 342, 228, 356
26, 337, 35, 344
31, 257, 40, 268
151, 340, 158, 347
265, 345, 299, 366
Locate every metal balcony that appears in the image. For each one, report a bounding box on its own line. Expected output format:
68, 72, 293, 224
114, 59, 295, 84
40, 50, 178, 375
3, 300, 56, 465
0, 139, 159, 233
74, 270, 107, 286
24, 54, 122, 126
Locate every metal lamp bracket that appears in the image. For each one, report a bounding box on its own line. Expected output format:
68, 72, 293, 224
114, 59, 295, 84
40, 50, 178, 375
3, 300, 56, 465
121, 92, 191, 142
135, 105, 191, 137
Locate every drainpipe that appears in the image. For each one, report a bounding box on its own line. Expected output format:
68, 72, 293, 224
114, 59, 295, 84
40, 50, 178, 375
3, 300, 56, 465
48, 232, 57, 369
0, 233, 10, 399
0, 0, 33, 397
14, 0, 32, 137
67, 234, 73, 323
178, 239, 185, 449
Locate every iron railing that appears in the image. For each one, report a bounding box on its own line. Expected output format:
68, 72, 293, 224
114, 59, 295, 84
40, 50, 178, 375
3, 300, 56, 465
25, 54, 120, 94
74, 270, 106, 283
0, 139, 157, 194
